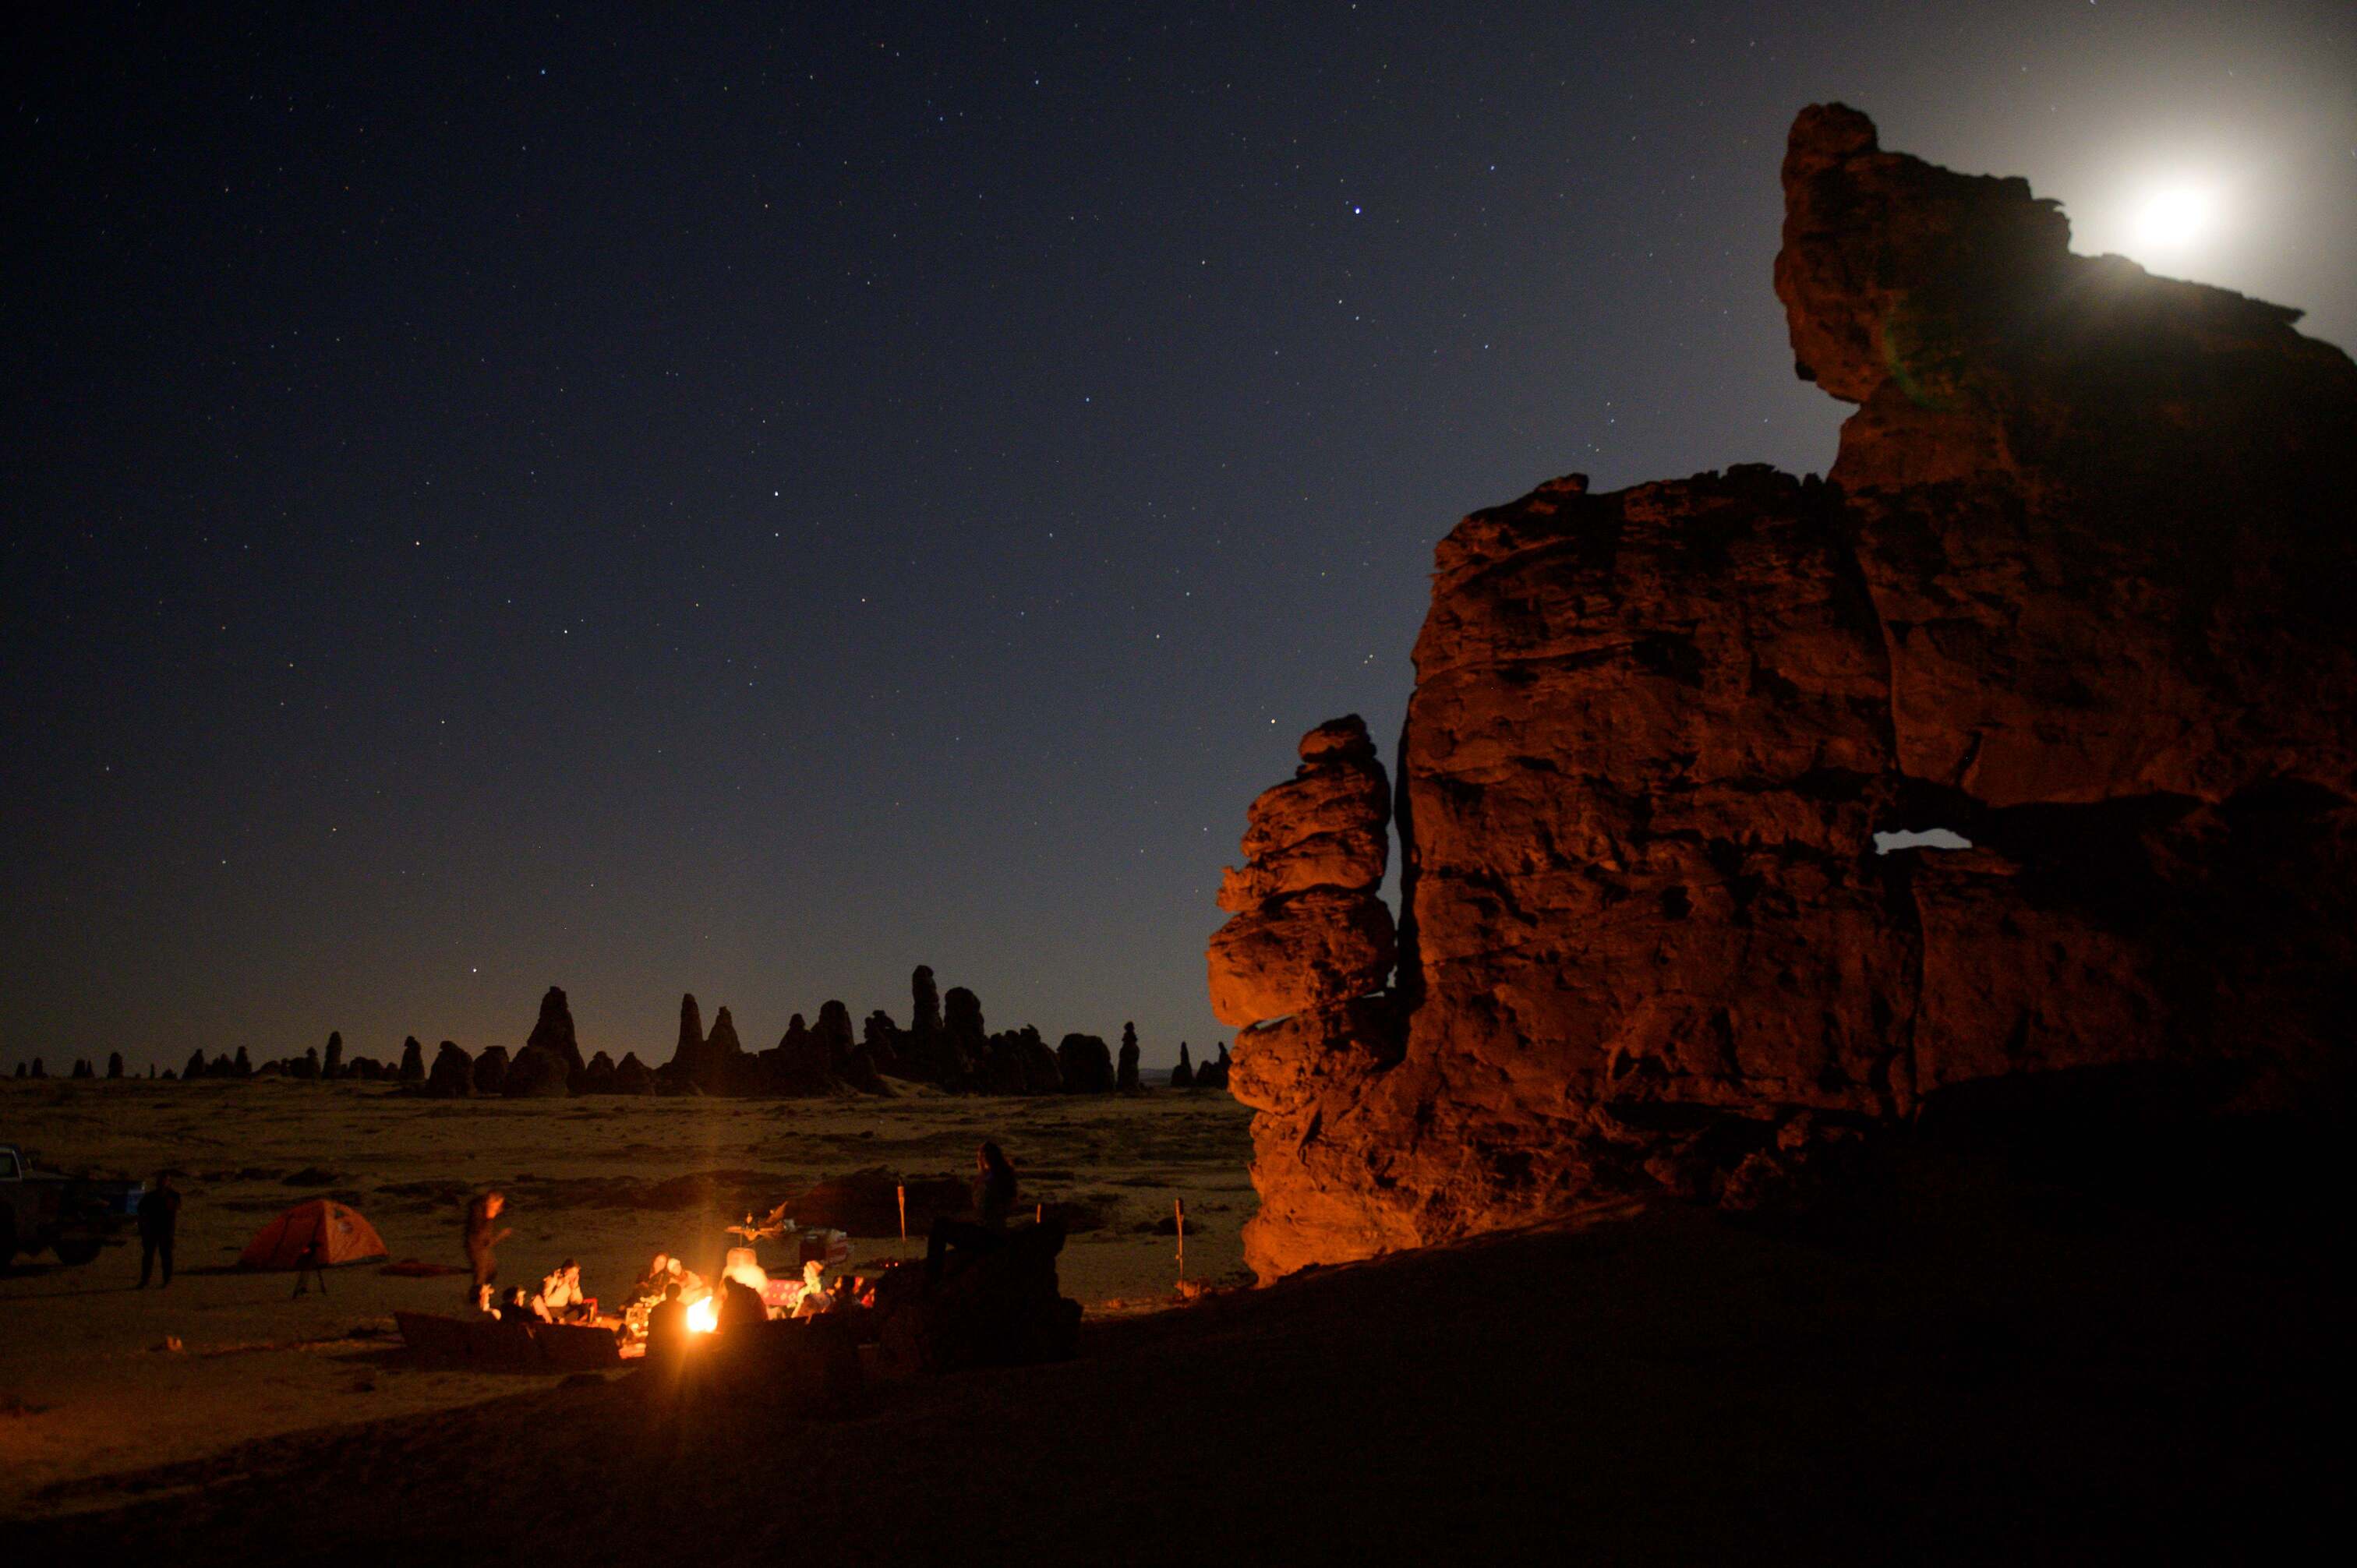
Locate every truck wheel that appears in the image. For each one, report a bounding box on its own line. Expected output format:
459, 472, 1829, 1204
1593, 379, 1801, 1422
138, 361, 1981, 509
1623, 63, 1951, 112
53, 1238, 102, 1266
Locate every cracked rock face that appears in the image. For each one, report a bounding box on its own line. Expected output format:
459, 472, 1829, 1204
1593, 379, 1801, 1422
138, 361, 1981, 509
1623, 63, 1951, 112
1208, 716, 1394, 1030
1217, 104, 2357, 1284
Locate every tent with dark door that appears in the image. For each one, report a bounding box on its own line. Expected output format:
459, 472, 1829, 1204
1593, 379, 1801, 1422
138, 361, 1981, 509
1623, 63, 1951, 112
238, 1199, 388, 1270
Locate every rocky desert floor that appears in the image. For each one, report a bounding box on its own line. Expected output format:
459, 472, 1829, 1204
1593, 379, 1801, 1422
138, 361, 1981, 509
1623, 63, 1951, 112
0, 1076, 1253, 1518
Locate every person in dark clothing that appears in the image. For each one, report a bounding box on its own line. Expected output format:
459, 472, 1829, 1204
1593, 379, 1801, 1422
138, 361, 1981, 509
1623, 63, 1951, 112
716, 1274, 766, 1336
136, 1171, 181, 1288
645, 1282, 687, 1361
926, 1141, 1018, 1284
463, 1189, 511, 1308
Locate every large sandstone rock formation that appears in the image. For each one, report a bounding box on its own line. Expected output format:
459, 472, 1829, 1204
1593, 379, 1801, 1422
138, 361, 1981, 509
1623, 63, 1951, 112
1217, 105, 2357, 1283
524, 986, 586, 1089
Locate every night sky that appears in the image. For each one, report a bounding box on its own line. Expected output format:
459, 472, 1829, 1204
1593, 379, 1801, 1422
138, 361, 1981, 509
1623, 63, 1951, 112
7, 2, 2352, 1072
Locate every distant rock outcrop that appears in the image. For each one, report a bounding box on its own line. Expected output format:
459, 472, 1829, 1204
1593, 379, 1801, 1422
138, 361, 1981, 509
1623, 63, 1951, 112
581, 1050, 617, 1093
1218, 104, 2357, 1284
472, 1045, 511, 1096
1117, 1026, 1141, 1092
862, 1010, 902, 1075
613, 1051, 656, 1096
503, 1044, 571, 1098
524, 987, 586, 1089
398, 1037, 425, 1082
323, 1032, 343, 1079
426, 1040, 474, 1098
106, 1052, 124, 1079
941, 987, 987, 1089
1170, 1044, 1195, 1090
765, 1011, 831, 1096
1057, 1032, 1114, 1095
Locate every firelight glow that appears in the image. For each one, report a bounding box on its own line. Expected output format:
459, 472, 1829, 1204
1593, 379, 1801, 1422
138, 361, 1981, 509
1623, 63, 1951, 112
685, 1296, 718, 1334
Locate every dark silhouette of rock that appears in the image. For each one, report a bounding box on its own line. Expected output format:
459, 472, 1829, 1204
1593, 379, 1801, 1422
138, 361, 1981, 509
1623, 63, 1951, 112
581, 1050, 617, 1093
910, 966, 943, 1038
702, 1005, 748, 1093
940, 987, 987, 1089
398, 1037, 425, 1082
71, 1058, 94, 1079
105, 1052, 124, 1079
426, 1040, 473, 1097
1017, 1030, 1063, 1095
9, 1062, 22, 1079
232, 1046, 253, 1078
323, 1031, 343, 1079
30, 1058, 46, 1079
764, 1011, 832, 1096
1117, 1027, 1142, 1092
815, 1001, 855, 1074
503, 1044, 571, 1097
1221, 105, 2357, 1284
613, 1051, 656, 1096
1170, 1042, 1195, 1090
979, 1033, 1030, 1095
675, 992, 705, 1068
183, 1048, 206, 1082
524, 986, 586, 1089
1196, 1043, 1231, 1092
290, 1046, 320, 1082
839, 1044, 888, 1096
472, 1045, 511, 1095
1056, 1033, 1114, 1094
862, 1009, 903, 1075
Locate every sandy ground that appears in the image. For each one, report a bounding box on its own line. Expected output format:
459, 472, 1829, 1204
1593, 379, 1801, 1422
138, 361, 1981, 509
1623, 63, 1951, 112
0, 1076, 1253, 1516
10, 1128, 2352, 1563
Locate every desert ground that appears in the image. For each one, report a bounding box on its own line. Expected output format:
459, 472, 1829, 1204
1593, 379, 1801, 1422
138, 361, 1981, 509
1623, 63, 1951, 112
6, 1105, 2351, 1563
0, 1075, 1253, 1517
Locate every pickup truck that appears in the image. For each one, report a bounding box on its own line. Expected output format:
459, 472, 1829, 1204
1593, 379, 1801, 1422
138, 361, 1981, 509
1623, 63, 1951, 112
0, 1142, 145, 1267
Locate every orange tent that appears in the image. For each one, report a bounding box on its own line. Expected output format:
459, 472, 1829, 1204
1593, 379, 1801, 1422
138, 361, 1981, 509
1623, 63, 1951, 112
238, 1199, 388, 1270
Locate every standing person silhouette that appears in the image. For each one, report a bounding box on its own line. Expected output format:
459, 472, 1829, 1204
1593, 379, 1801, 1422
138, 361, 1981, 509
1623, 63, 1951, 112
136, 1171, 181, 1288
464, 1189, 511, 1308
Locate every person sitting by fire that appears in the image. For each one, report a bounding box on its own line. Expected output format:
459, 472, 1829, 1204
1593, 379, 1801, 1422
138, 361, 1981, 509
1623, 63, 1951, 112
790, 1259, 832, 1319
645, 1281, 687, 1361
716, 1273, 766, 1336
926, 1140, 1018, 1286
541, 1259, 590, 1322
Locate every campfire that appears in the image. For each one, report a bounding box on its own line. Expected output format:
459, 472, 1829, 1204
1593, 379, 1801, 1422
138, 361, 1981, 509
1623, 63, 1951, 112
618, 1206, 856, 1355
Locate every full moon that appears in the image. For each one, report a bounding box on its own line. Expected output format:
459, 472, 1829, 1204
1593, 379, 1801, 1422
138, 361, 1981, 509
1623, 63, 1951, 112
2133, 182, 2216, 257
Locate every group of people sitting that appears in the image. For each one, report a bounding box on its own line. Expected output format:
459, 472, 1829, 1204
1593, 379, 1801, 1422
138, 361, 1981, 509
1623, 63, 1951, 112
474, 1258, 598, 1325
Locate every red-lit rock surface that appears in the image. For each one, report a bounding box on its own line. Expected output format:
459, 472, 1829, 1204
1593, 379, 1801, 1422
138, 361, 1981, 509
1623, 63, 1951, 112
1221, 105, 2357, 1282
1207, 716, 1394, 1029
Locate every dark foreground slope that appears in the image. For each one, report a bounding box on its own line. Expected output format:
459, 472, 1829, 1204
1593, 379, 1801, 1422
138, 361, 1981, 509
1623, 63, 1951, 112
20, 1132, 2350, 1564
